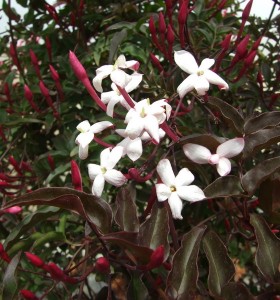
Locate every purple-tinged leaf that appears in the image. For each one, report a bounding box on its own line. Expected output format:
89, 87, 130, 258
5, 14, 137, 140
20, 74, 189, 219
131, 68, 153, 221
203, 231, 235, 297
178, 134, 223, 151
207, 96, 244, 135
221, 282, 254, 300
4, 187, 113, 233
115, 187, 139, 232
250, 214, 280, 283
204, 176, 244, 198
1, 252, 21, 300
244, 111, 280, 134
243, 127, 280, 159
241, 157, 280, 195
138, 203, 170, 259
167, 226, 206, 299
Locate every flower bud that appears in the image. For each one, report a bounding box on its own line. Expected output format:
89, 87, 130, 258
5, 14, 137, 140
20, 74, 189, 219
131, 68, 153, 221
71, 160, 83, 191
236, 34, 250, 58
47, 154, 55, 171
252, 36, 262, 51
149, 16, 157, 36
29, 49, 38, 66
178, 0, 189, 25
242, 0, 253, 22
221, 33, 232, 51
4, 206, 22, 214
20, 290, 39, 300
146, 245, 164, 270
158, 12, 166, 34
25, 252, 45, 268
95, 257, 110, 274
49, 65, 60, 81
150, 53, 164, 73
9, 155, 22, 174
69, 51, 88, 81
167, 24, 175, 45
47, 262, 66, 281
0, 243, 11, 263
244, 50, 257, 67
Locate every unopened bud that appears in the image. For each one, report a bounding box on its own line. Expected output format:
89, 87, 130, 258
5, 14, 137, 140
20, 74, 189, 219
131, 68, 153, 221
47, 262, 66, 281
146, 245, 164, 270
95, 257, 110, 274
20, 290, 39, 300
252, 36, 262, 51
244, 50, 257, 66
242, 0, 253, 22
25, 252, 45, 268
150, 53, 164, 73
167, 25, 175, 45
0, 243, 11, 263
236, 34, 250, 58
47, 154, 55, 171
221, 33, 232, 51
158, 12, 166, 34
69, 51, 87, 81
149, 16, 157, 36
4, 206, 22, 214
178, 0, 188, 25
49, 65, 60, 81
29, 49, 38, 66
71, 160, 83, 191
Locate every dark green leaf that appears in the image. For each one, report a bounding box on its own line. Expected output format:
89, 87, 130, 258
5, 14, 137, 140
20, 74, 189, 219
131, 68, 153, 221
115, 187, 139, 232
4, 187, 113, 233
127, 271, 148, 300
207, 96, 244, 135
138, 203, 169, 258
241, 157, 280, 195
221, 282, 254, 300
243, 128, 280, 159
1, 252, 21, 300
167, 226, 206, 299
204, 176, 244, 198
203, 231, 235, 297
108, 29, 127, 64
32, 231, 66, 249
244, 111, 280, 134
250, 214, 280, 283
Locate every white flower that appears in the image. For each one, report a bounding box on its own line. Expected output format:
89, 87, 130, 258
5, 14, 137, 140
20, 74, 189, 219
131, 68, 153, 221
155, 159, 205, 220
183, 138, 245, 176
124, 99, 171, 143
174, 50, 229, 98
116, 128, 165, 161
101, 73, 142, 117
88, 146, 127, 197
75, 120, 113, 160
92, 55, 140, 93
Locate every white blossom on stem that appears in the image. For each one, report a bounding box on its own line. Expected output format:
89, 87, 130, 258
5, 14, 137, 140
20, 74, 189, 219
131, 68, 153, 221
183, 138, 245, 176
156, 159, 205, 219
174, 50, 229, 98
75, 120, 113, 160
101, 73, 142, 117
88, 146, 127, 197
92, 55, 140, 93
124, 99, 171, 143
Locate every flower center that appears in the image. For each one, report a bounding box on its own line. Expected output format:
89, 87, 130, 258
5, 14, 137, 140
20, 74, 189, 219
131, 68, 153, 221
197, 70, 204, 76
140, 107, 146, 118
170, 185, 176, 192
101, 167, 107, 174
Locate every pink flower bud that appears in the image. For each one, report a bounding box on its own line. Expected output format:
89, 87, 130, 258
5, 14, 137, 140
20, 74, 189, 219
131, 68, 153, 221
0, 243, 11, 263
29, 49, 38, 65
252, 36, 262, 51
69, 51, 88, 81
150, 53, 164, 73
178, 0, 188, 25
47, 262, 66, 281
236, 34, 250, 58
39, 81, 56, 112
146, 245, 165, 270
9, 156, 22, 174
95, 257, 110, 274
71, 160, 83, 191
24, 85, 40, 112
25, 252, 45, 268
45, 37, 52, 61
257, 71, 263, 86
149, 16, 157, 36
4, 206, 22, 214
20, 290, 39, 300
49, 65, 59, 81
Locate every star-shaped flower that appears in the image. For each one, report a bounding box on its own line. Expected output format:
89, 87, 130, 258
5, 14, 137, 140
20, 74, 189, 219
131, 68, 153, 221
124, 99, 171, 143
92, 55, 140, 93
174, 50, 229, 98
183, 138, 244, 176
75, 120, 113, 160
88, 146, 127, 197
156, 159, 205, 219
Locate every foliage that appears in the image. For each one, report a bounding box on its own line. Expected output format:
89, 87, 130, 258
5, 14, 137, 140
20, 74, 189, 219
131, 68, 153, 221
0, 0, 280, 299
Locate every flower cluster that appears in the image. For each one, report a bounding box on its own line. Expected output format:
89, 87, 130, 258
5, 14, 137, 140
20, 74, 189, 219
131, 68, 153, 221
72, 51, 244, 219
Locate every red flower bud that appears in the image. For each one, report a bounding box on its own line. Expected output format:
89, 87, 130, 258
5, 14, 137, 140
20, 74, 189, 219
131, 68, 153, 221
244, 50, 257, 67
9, 156, 22, 174
49, 65, 60, 81
69, 51, 88, 81
71, 160, 83, 191
20, 290, 39, 300
236, 34, 250, 58
25, 252, 45, 268
39, 81, 56, 112
4, 206, 22, 214
242, 0, 253, 22
29, 49, 38, 65
178, 0, 189, 25
95, 257, 110, 274
47, 262, 66, 281
149, 16, 157, 36
221, 33, 232, 51
45, 37, 52, 61
257, 71, 263, 86
158, 12, 166, 34
150, 53, 164, 73
146, 245, 165, 270
167, 24, 175, 45
47, 154, 55, 171
0, 243, 11, 263
252, 36, 262, 51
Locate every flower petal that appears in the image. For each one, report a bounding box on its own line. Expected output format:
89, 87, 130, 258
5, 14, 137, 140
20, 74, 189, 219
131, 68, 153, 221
101, 91, 118, 104
126, 137, 142, 161
155, 183, 171, 202
216, 138, 245, 158
168, 193, 183, 220
93, 65, 114, 93
90, 121, 113, 134
105, 146, 123, 169
100, 148, 111, 167
144, 115, 160, 143
104, 169, 127, 186
125, 73, 143, 92
88, 164, 102, 180
194, 76, 210, 95
76, 120, 90, 132
78, 145, 89, 160
125, 116, 144, 140
174, 50, 198, 74
177, 74, 196, 98
199, 58, 215, 70
111, 69, 128, 88
115, 129, 127, 138
183, 143, 211, 164
115, 55, 126, 68
75, 132, 94, 148
175, 168, 194, 187
216, 157, 231, 176
92, 174, 105, 197
204, 70, 229, 90
125, 60, 140, 71
156, 159, 176, 186
177, 185, 205, 202
106, 96, 122, 117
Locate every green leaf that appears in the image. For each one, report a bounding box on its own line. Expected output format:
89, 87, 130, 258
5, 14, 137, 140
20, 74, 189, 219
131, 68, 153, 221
127, 271, 148, 300
204, 176, 244, 198
207, 96, 244, 135
243, 128, 280, 159
250, 214, 280, 283
138, 203, 169, 258
167, 226, 206, 299
45, 162, 71, 184
244, 111, 280, 134
221, 282, 254, 300
4, 187, 113, 233
241, 157, 280, 195
115, 187, 139, 232
4, 206, 61, 250
108, 28, 127, 64
203, 231, 235, 297
32, 231, 66, 249
1, 252, 21, 300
